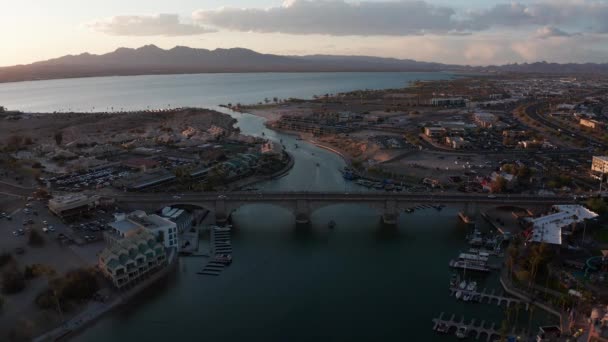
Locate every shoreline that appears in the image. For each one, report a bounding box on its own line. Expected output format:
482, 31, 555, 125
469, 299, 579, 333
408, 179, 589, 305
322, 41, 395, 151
34, 251, 179, 342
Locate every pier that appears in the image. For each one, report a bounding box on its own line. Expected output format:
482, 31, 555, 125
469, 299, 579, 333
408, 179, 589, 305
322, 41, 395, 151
197, 227, 232, 276
432, 312, 500, 341
449, 287, 529, 310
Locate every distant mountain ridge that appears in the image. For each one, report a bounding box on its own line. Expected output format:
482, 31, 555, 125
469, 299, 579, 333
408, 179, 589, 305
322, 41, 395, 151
0, 45, 607, 83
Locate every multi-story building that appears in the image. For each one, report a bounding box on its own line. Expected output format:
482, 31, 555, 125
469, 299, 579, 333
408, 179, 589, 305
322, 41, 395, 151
107, 210, 178, 249
445, 136, 467, 149
473, 112, 498, 129
430, 97, 465, 107
424, 127, 446, 138
592, 156, 608, 174
98, 229, 167, 289
48, 194, 99, 218
581, 118, 605, 130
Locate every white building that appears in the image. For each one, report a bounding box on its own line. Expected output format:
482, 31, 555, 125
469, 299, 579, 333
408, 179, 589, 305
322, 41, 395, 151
108, 210, 178, 249
526, 205, 598, 245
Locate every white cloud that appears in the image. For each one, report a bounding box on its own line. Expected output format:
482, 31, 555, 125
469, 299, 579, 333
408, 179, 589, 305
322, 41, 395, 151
535, 26, 574, 39
90, 14, 215, 36
468, 0, 608, 33
193, 0, 468, 36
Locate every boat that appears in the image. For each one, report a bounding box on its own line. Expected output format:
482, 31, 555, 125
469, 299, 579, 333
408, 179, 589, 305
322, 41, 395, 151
450, 273, 460, 287
316, 162, 320, 167
212, 225, 232, 232
405, 208, 414, 213
456, 326, 468, 339
449, 253, 491, 272
385, 183, 395, 191
466, 281, 477, 292
374, 182, 384, 189
435, 322, 449, 333
295, 143, 299, 148
328, 220, 336, 229
213, 254, 232, 265
458, 280, 467, 290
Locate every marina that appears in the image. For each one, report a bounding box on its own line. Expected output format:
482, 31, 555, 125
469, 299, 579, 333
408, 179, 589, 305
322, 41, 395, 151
197, 226, 233, 276
449, 284, 530, 309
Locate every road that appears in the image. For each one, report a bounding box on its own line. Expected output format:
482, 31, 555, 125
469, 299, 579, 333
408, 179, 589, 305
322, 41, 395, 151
115, 191, 576, 206
525, 102, 608, 149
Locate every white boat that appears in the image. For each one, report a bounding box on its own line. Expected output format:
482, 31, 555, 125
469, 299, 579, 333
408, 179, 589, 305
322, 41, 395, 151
466, 281, 477, 292
455, 291, 463, 300
456, 326, 468, 339
212, 225, 232, 232
458, 280, 467, 289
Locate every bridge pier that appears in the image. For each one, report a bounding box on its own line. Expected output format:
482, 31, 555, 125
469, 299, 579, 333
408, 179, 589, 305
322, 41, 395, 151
295, 199, 310, 225
382, 200, 398, 225
215, 199, 228, 225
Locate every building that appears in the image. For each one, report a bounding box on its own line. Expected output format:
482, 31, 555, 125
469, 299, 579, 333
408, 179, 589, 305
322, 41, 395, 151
161, 207, 194, 233
107, 210, 178, 249
98, 229, 167, 289
445, 136, 467, 149
524, 205, 598, 246
592, 156, 608, 174
518, 140, 543, 149
424, 127, 446, 138
430, 97, 465, 107
473, 112, 498, 129
580, 118, 605, 130
48, 194, 99, 218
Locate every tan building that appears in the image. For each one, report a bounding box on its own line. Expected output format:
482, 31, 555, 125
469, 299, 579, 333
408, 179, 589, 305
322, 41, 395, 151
473, 112, 498, 129
98, 229, 167, 289
445, 136, 467, 149
424, 127, 446, 138
580, 118, 605, 130
48, 194, 99, 218
592, 156, 608, 174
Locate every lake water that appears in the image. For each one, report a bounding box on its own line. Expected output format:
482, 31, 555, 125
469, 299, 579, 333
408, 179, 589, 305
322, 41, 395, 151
0, 73, 554, 341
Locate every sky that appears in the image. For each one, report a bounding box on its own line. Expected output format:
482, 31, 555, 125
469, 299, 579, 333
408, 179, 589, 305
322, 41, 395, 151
2, 0, 608, 67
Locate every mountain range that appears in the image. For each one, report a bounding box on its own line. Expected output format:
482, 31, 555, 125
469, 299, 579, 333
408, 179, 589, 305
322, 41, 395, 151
1, 45, 607, 83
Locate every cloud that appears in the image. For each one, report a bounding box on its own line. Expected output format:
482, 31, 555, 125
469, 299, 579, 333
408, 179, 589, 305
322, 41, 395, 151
193, 0, 469, 36
535, 26, 574, 39
192, 0, 608, 37
468, 1, 608, 33
90, 14, 215, 36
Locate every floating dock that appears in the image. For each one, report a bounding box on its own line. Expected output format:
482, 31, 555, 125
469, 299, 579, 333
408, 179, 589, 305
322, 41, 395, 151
432, 312, 500, 341
197, 227, 232, 276
449, 286, 529, 310
458, 211, 475, 225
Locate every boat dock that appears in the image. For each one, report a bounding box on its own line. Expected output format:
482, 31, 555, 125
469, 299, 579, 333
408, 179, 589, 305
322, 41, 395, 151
432, 312, 500, 341
449, 287, 529, 309
458, 211, 475, 225
197, 228, 232, 276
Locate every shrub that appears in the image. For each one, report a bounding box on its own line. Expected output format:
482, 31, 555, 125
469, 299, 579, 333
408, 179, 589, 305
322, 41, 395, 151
28, 230, 45, 247
2, 268, 26, 294
0, 253, 14, 268
24, 264, 55, 279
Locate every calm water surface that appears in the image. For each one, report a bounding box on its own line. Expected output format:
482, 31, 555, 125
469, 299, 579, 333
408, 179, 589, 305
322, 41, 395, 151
0, 73, 554, 341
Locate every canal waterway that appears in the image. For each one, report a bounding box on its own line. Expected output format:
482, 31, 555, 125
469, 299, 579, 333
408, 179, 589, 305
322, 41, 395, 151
0, 72, 556, 340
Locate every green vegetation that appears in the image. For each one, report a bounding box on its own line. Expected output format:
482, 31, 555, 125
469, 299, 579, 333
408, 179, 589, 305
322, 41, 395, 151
490, 176, 507, 193
24, 264, 56, 279
0, 253, 14, 268
28, 230, 45, 247
1, 267, 26, 294
592, 226, 608, 243
587, 198, 608, 215
36, 268, 99, 310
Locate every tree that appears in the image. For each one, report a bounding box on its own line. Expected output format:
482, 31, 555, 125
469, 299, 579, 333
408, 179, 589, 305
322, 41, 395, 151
587, 198, 608, 215
54, 131, 63, 146
28, 230, 45, 247
2, 267, 25, 294
491, 176, 507, 193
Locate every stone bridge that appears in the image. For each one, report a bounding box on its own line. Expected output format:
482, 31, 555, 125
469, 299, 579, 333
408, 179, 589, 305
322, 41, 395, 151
114, 192, 574, 225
